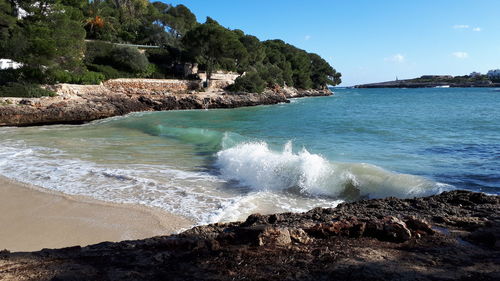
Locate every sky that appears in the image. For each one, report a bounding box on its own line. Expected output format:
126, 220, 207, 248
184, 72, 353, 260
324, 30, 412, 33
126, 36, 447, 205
163, 0, 500, 86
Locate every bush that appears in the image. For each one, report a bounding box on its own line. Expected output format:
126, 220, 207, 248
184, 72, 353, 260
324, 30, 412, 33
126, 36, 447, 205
50, 69, 74, 83
86, 64, 130, 79
0, 69, 22, 86
227, 72, 266, 93
109, 46, 149, 73
84, 42, 151, 76
48, 68, 105, 85
0, 83, 55, 98
84, 41, 114, 65
75, 71, 105, 84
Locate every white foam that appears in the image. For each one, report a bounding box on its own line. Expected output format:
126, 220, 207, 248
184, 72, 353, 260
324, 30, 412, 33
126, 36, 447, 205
0, 140, 231, 225
216, 142, 452, 199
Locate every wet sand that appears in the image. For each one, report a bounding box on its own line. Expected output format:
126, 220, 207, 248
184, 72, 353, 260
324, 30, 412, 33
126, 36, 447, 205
0, 176, 193, 252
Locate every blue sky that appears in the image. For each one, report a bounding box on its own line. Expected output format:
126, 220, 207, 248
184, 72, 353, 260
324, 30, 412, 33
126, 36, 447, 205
163, 0, 500, 86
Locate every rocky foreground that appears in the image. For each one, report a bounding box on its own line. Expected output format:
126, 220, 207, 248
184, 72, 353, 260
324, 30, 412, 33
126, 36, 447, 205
0, 190, 498, 280
0, 80, 331, 127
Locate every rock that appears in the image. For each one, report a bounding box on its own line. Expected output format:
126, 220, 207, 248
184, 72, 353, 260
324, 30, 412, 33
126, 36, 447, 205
1, 190, 498, 280
405, 216, 435, 235
289, 228, 313, 244
381, 216, 412, 242
0, 79, 332, 127
257, 227, 292, 247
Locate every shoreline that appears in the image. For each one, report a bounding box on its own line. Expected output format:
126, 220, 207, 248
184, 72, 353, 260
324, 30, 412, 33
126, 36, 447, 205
0, 175, 193, 252
0, 79, 332, 127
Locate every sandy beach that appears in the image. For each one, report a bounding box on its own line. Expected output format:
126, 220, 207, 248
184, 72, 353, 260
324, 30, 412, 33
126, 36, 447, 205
0, 176, 193, 252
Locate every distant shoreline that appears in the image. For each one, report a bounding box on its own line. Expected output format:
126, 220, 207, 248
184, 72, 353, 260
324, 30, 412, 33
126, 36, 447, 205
354, 76, 500, 88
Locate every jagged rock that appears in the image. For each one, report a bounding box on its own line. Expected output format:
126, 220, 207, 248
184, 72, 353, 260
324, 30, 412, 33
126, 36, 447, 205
405, 216, 435, 235
289, 228, 313, 244
0, 191, 498, 281
381, 216, 412, 242
257, 227, 292, 247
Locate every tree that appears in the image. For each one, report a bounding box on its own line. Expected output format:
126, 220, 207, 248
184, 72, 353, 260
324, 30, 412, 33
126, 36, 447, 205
309, 53, 341, 88
238, 34, 265, 71
2, 0, 86, 82
227, 72, 266, 93
182, 18, 247, 81
0, 0, 19, 56
163, 4, 196, 38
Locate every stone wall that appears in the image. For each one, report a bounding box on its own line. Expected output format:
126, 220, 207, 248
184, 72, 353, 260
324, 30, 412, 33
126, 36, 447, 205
104, 79, 202, 94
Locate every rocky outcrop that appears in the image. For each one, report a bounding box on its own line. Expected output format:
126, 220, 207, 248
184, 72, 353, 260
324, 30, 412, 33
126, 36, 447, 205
0, 79, 332, 127
1, 190, 498, 280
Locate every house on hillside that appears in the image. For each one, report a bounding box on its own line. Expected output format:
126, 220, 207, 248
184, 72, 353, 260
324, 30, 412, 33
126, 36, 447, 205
469, 72, 482, 78
0, 59, 23, 70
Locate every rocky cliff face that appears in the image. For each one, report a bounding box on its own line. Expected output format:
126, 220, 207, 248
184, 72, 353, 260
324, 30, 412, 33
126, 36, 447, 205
0, 191, 498, 280
0, 80, 332, 127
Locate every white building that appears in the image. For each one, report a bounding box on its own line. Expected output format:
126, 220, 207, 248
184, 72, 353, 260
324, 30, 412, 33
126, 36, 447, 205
487, 69, 500, 79
469, 72, 482, 78
0, 59, 23, 70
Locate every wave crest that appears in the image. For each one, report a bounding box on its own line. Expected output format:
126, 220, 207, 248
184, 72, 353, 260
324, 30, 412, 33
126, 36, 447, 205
216, 142, 451, 199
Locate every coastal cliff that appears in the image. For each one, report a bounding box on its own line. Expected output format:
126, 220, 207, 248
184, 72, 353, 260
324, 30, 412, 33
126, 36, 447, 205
0, 79, 332, 127
0, 190, 498, 280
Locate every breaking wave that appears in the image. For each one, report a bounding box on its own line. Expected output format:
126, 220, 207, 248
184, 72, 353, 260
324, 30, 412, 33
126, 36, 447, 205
216, 142, 451, 200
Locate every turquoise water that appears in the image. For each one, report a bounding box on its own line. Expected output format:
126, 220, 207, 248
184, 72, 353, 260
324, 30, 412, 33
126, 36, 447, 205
0, 88, 498, 224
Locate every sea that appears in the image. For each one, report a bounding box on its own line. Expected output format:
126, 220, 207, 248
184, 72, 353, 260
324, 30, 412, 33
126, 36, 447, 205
0, 87, 499, 225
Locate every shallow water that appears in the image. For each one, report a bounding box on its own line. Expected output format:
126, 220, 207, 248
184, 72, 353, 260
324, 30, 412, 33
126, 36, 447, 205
0, 88, 498, 224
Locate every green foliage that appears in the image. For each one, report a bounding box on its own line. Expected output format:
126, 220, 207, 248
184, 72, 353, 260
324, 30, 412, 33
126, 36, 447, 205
182, 18, 248, 79
1, 0, 340, 90
84, 42, 150, 76
0, 83, 55, 98
86, 64, 128, 79
256, 63, 286, 87
239, 35, 266, 68
76, 71, 106, 84
0, 0, 17, 47
227, 72, 266, 93
162, 4, 197, 38
0, 69, 22, 86
109, 46, 149, 73
1, 0, 87, 85
309, 54, 341, 89
49, 69, 105, 84
83, 41, 115, 65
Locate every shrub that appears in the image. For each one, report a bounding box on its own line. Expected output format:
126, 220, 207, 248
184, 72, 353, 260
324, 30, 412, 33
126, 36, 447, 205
84, 41, 114, 65
0, 69, 22, 86
227, 72, 266, 93
47, 68, 105, 85
86, 64, 130, 79
50, 69, 74, 84
109, 46, 149, 73
137, 63, 161, 78
0, 83, 55, 98
75, 71, 105, 84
